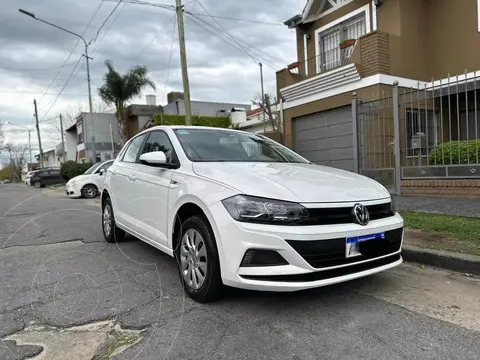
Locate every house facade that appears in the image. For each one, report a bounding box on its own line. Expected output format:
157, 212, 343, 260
277, 0, 480, 198
66, 113, 122, 163
35, 149, 60, 168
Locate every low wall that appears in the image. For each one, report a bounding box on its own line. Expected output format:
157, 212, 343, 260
401, 179, 480, 199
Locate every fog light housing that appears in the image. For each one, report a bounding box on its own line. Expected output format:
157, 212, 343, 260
240, 249, 288, 267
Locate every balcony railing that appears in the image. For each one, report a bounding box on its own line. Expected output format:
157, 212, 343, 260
287, 41, 356, 80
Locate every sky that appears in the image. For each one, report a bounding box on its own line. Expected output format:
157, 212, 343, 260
0, 0, 301, 165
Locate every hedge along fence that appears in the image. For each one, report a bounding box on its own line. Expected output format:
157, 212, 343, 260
428, 140, 480, 165
152, 113, 232, 128
60, 161, 93, 182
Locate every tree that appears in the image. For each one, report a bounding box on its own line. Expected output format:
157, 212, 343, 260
252, 93, 279, 132
1, 143, 28, 182
98, 60, 156, 144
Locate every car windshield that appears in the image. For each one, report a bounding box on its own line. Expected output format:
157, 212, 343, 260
174, 128, 309, 163
83, 162, 102, 175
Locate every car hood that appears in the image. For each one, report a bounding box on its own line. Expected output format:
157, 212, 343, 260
68, 174, 89, 184
192, 162, 390, 203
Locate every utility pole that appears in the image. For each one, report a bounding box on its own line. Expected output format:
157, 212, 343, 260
59, 114, 66, 164
27, 130, 32, 172
175, 0, 192, 125
33, 99, 44, 168
259, 62, 266, 133
84, 46, 96, 164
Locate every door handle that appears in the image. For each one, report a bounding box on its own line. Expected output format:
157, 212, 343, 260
128, 175, 136, 182
111, 169, 117, 176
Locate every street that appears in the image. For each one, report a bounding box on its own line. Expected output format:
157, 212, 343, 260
1, 184, 479, 360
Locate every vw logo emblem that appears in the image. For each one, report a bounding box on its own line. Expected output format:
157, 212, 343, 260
353, 203, 370, 226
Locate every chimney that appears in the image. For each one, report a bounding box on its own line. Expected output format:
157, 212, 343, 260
146, 94, 156, 106
167, 91, 185, 104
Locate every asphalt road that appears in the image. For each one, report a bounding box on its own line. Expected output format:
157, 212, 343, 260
1, 184, 479, 360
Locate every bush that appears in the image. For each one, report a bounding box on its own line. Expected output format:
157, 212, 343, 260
60, 161, 93, 181
428, 140, 480, 165
152, 113, 232, 128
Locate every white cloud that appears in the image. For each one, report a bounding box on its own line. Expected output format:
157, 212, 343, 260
0, 0, 301, 153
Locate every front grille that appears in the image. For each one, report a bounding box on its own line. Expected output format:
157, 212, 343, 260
240, 254, 401, 282
297, 202, 395, 226
286, 227, 403, 269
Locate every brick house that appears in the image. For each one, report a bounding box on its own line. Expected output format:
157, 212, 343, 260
276, 0, 480, 198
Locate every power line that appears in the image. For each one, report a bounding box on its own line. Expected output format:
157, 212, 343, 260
90, 0, 124, 45
38, 56, 84, 122
37, 1, 105, 105
91, 2, 128, 55
0, 62, 79, 72
102, 0, 283, 25
186, 14, 278, 71
187, 12, 283, 70
191, 1, 259, 64
134, 13, 176, 61
0, 89, 89, 96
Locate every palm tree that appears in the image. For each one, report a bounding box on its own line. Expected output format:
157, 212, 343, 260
98, 60, 156, 144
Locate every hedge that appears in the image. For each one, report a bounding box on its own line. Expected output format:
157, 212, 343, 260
152, 113, 232, 128
428, 139, 480, 165
60, 160, 93, 181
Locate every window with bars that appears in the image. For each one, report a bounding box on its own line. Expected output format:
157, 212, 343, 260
318, 13, 366, 73
405, 109, 437, 157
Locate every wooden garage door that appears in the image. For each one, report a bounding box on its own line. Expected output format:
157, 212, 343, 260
293, 106, 354, 172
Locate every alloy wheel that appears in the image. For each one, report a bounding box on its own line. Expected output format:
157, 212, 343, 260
180, 229, 208, 290
103, 204, 112, 238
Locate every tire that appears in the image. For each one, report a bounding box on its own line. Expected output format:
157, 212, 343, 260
33, 181, 42, 189
102, 197, 125, 243
175, 215, 222, 303
81, 184, 98, 199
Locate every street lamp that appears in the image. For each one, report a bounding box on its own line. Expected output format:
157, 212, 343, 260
19, 8, 97, 164
5, 121, 33, 172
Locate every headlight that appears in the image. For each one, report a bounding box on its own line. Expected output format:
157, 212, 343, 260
222, 195, 308, 225
390, 196, 396, 213
69, 180, 76, 187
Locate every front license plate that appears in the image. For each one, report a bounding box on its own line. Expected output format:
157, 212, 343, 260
345, 232, 385, 258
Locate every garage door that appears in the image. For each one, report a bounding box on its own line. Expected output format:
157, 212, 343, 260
293, 106, 354, 171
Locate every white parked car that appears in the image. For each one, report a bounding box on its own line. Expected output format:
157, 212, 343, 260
101, 126, 403, 303
66, 160, 114, 199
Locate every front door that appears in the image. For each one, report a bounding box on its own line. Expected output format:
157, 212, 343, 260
111, 133, 148, 230
132, 130, 177, 247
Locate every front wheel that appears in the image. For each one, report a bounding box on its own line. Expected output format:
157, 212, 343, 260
33, 181, 42, 188
81, 184, 98, 199
102, 197, 125, 243
175, 215, 223, 303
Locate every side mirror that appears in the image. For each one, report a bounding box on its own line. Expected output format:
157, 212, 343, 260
139, 151, 167, 165
98, 168, 106, 175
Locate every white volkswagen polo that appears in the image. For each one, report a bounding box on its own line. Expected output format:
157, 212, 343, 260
101, 126, 403, 302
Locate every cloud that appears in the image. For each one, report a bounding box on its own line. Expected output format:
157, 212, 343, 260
0, 0, 300, 154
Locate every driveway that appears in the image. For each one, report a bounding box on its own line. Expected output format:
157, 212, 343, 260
1, 184, 479, 360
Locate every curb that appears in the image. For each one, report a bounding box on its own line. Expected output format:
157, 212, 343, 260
402, 245, 480, 276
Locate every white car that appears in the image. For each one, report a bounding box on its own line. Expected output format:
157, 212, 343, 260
24, 171, 36, 186
66, 160, 114, 199
101, 126, 404, 303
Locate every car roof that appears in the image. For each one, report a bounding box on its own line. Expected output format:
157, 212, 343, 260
145, 125, 256, 136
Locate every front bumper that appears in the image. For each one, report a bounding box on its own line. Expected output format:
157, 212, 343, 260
65, 184, 81, 198
209, 201, 404, 292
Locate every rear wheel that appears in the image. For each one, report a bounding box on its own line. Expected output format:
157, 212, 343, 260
175, 215, 222, 303
102, 197, 125, 243
81, 184, 98, 199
